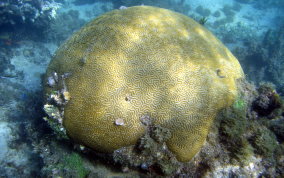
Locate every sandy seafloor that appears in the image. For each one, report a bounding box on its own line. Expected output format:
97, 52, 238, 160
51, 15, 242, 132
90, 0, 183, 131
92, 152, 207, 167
0, 0, 283, 177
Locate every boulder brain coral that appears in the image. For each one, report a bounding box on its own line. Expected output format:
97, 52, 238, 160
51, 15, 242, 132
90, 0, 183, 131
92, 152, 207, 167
45, 6, 244, 162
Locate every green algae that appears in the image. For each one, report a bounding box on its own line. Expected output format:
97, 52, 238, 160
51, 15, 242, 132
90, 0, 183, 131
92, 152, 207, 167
250, 127, 278, 158
59, 153, 89, 178
219, 106, 253, 164
233, 97, 247, 110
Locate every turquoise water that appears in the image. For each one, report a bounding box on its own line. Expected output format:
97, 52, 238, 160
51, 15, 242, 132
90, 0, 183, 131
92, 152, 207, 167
0, 0, 283, 177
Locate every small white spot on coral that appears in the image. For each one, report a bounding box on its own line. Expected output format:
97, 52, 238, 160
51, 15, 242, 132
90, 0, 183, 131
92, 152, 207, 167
52, 72, 58, 82
47, 76, 55, 87
115, 118, 125, 126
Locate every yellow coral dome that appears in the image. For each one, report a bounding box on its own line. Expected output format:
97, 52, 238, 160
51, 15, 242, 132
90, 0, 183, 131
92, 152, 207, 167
45, 6, 244, 162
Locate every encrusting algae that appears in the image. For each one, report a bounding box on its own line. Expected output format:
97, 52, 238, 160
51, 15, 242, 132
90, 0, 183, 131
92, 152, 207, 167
44, 6, 244, 162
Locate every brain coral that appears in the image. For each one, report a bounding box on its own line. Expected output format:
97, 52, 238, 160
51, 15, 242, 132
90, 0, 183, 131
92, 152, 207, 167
45, 6, 244, 162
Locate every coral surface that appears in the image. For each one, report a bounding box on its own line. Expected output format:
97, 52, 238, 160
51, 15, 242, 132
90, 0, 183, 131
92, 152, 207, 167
45, 6, 244, 162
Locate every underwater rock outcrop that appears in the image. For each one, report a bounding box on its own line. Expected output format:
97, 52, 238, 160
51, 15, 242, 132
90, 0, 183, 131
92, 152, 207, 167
44, 6, 244, 162
233, 28, 284, 94
0, 0, 61, 40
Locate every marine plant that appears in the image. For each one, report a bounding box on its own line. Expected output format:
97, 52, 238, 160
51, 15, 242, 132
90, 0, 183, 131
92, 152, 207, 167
198, 16, 208, 25
252, 83, 283, 118
64, 153, 89, 178
249, 126, 278, 158
269, 119, 284, 142
53, 152, 89, 178
219, 99, 253, 163
233, 96, 246, 110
